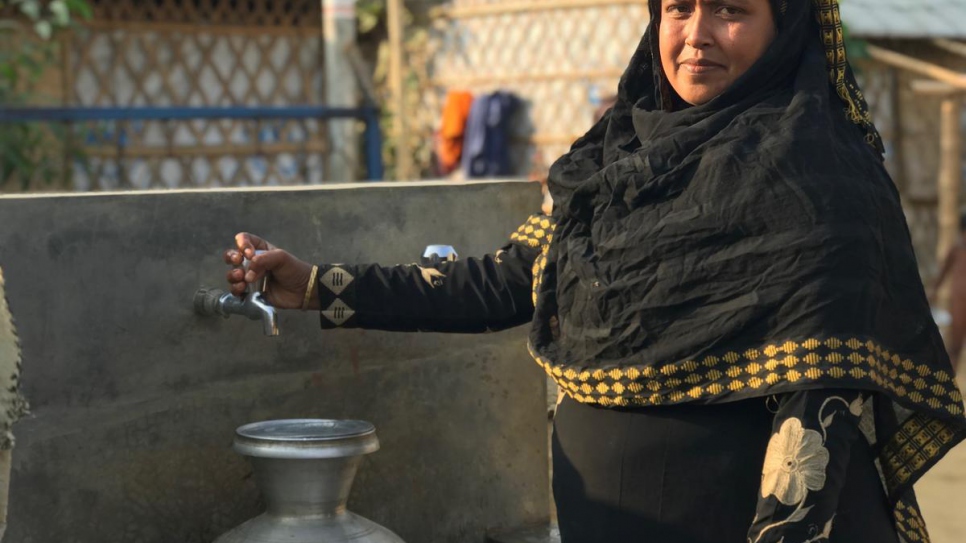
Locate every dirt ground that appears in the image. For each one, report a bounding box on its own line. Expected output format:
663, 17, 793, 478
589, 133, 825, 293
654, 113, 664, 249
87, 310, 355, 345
917, 442, 966, 543
914, 375, 966, 543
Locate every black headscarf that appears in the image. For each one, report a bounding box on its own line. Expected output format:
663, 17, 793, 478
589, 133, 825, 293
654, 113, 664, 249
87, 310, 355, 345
528, 0, 966, 539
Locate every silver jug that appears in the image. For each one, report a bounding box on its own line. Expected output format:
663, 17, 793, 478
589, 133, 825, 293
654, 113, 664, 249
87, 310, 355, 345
214, 419, 405, 543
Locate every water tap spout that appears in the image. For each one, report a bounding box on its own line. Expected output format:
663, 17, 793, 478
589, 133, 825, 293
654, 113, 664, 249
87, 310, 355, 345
195, 250, 279, 336
194, 287, 279, 337
246, 291, 279, 337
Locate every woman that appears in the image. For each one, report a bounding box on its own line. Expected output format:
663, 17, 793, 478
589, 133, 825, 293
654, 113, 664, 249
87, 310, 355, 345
224, 0, 966, 541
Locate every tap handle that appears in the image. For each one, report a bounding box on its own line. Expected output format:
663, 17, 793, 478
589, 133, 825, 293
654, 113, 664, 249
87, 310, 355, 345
241, 250, 279, 337
260, 299, 280, 337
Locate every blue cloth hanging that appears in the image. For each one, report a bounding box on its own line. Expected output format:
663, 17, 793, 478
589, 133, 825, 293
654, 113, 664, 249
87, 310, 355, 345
461, 91, 519, 178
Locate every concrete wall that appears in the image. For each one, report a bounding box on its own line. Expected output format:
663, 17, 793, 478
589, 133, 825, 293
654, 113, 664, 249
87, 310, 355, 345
0, 180, 548, 543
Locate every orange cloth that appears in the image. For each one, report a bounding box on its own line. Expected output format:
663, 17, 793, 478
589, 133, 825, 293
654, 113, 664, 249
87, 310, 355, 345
436, 90, 474, 174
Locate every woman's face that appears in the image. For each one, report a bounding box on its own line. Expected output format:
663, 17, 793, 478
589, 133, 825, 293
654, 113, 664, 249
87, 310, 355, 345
659, 0, 777, 105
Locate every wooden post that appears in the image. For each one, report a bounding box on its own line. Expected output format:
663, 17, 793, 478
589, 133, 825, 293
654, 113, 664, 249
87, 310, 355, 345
867, 45, 966, 91
911, 81, 965, 301
938, 97, 963, 277
322, 0, 360, 182
933, 38, 966, 61
387, 0, 412, 180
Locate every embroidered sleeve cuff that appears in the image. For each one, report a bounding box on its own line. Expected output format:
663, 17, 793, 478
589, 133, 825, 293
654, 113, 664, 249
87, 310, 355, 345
317, 264, 359, 329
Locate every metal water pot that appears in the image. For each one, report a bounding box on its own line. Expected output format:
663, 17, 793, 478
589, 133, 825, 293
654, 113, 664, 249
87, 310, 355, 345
214, 419, 405, 543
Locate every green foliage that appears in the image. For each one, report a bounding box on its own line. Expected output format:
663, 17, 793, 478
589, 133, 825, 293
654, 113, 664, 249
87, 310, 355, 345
0, 0, 91, 189
839, 0, 868, 61
356, 0, 384, 35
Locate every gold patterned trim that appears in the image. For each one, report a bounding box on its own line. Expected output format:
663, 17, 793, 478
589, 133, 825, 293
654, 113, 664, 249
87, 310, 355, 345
510, 214, 554, 250
527, 338, 964, 415
813, 0, 880, 148
895, 497, 931, 543
531, 244, 550, 306
881, 413, 960, 495
514, 213, 554, 307
527, 336, 965, 542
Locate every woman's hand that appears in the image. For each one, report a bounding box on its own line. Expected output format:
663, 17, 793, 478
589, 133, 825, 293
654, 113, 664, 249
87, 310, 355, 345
223, 233, 318, 310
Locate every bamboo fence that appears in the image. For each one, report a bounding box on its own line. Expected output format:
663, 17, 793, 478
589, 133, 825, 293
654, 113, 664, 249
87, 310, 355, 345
61, 0, 329, 190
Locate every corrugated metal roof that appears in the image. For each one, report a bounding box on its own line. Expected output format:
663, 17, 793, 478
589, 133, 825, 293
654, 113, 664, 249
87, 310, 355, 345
840, 0, 966, 39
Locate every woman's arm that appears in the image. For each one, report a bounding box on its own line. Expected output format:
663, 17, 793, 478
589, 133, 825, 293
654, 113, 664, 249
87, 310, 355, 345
225, 214, 554, 333
315, 240, 540, 333
746, 389, 866, 543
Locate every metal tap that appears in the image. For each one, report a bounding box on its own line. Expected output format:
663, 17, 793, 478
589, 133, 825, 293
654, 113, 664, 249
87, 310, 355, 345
194, 251, 279, 336
421, 245, 458, 266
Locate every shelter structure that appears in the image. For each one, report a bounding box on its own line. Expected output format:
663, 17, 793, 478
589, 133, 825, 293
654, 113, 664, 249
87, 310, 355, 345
72, 0, 328, 189
842, 0, 966, 283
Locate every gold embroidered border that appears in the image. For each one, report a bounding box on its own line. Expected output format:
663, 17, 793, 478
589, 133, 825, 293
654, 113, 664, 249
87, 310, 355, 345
531, 244, 550, 306
510, 214, 554, 250
812, 0, 879, 147
528, 338, 964, 416
895, 497, 931, 543
882, 413, 960, 495
528, 337, 965, 543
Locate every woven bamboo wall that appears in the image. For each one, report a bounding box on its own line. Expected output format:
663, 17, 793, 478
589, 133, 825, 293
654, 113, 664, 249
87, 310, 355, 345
84, 0, 321, 26
422, 0, 650, 176
65, 0, 328, 190
857, 42, 966, 283
856, 60, 940, 281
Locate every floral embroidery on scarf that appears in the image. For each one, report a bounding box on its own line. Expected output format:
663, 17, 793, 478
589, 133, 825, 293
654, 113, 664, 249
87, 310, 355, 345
761, 418, 830, 506
751, 394, 864, 543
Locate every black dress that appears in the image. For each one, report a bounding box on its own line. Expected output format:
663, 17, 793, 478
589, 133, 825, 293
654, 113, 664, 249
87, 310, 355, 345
553, 395, 899, 543
312, 217, 902, 543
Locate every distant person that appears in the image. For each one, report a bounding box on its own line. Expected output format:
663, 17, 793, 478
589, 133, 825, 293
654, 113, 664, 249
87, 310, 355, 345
932, 213, 966, 371
223, 1, 965, 541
